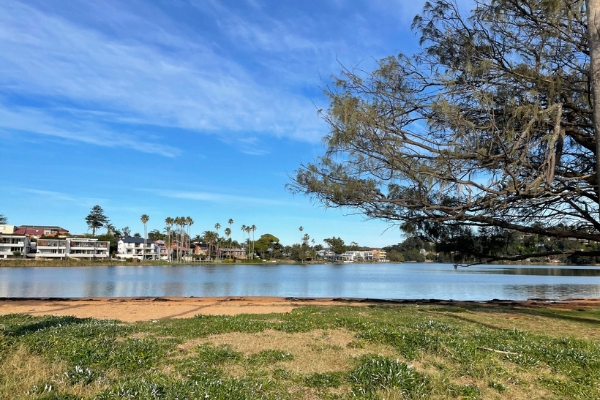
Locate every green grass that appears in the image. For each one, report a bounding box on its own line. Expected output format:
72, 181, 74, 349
1, 305, 599, 399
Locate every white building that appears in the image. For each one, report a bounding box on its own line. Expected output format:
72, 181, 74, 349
341, 250, 374, 262
117, 237, 159, 260
66, 238, 110, 258
36, 239, 67, 258
0, 234, 31, 258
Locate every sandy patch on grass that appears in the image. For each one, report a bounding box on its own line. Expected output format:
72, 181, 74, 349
185, 329, 398, 375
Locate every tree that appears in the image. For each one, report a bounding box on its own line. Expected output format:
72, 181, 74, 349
187, 217, 193, 262
165, 217, 174, 262
254, 233, 280, 257
224, 227, 232, 257
290, 0, 600, 264
215, 223, 221, 259
140, 214, 149, 260
85, 205, 108, 236
323, 237, 347, 259
203, 231, 218, 260
0, 214, 7, 224
251, 225, 257, 259
122, 226, 131, 237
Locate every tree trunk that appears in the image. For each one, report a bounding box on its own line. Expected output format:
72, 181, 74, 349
587, 0, 600, 216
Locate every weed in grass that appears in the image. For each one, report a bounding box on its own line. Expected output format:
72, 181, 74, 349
488, 380, 507, 392
196, 343, 243, 364
348, 355, 428, 399
305, 372, 344, 388
247, 349, 294, 365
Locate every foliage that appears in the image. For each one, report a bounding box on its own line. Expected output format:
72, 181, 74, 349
148, 229, 166, 241
85, 205, 109, 236
0, 214, 7, 224
289, 0, 600, 264
323, 237, 347, 255
253, 233, 280, 256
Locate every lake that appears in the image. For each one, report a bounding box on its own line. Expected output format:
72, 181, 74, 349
1, 263, 600, 300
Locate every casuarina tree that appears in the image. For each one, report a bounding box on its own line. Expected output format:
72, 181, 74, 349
290, 0, 600, 263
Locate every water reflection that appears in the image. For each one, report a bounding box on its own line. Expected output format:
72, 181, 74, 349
0, 264, 599, 300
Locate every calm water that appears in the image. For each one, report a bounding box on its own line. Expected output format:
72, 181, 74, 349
1, 263, 600, 300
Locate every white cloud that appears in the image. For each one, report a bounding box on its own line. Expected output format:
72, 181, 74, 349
148, 189, 296, 207
0, 0, 328, 150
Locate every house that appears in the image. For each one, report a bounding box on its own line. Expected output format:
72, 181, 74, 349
0, 225, 16, 234
0, 234, 31, 258
117, 237, 159, 260
219, 248, 247, 259
370, 249, 388, 262
316, 249, 337, 261
154, 240, 170, 260
15, 225, 69, 238
341, 250, 374, 262
67, 238, 109, 258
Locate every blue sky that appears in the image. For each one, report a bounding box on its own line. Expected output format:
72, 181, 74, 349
1, 0, 471, 247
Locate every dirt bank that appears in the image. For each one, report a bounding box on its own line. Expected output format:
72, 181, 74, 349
0, 296, 599, 322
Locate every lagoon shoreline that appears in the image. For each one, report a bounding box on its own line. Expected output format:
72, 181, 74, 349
1, 296, 599, 322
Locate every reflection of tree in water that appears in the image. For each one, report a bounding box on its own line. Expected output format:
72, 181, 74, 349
473, 267, 600, 277
503, 284, 600, 299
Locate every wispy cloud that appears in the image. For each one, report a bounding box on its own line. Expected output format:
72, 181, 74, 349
148, 189, 295, 207
16, 188, 107, 207
0, 0, 328, 152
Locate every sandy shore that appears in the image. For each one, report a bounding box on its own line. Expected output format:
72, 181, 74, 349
1, 296, 599, 322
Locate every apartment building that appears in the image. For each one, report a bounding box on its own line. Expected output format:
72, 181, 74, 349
0, 234, 31, 258
117, 237, 159, 260
67, 238, 109, 258
36, 239, 67, 258
341, 250, 374, 262
371, 249, 388, 262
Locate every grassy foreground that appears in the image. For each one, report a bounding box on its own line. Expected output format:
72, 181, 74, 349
0, 305, 599, 399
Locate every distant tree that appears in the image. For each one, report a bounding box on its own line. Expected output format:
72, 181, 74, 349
122, 226, 132, 237
0, 214, 7, 224
323, 237, 347, 257
148, 229, 166, 241
186, 217, 193, 262
12, 251, 21, 258
165, 217, 174, 262
224, 227, 232, 256
140, 214, 150, 259
85, 205, 109, 236
254, 234, 280, 256
203, 230, 219, 260
134, 232, 141, 238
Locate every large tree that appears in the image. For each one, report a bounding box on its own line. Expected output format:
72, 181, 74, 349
85, 205, 108, 236
0, 214, 7, 224
290, 0, 600, 263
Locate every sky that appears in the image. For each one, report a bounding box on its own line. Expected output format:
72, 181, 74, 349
1, 0, 472, 248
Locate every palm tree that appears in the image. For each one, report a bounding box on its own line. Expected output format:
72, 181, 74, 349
180, 217, 187, 263
141, 214, 150, 260
251, 225, 257, 259
214, 223, 221, 259
302, 233, 310, 264
224, 227, 231, 258
165, 217, 174, 262
203, 231, 218, 260
245, 226, 252, 258
240, 225, 247, 257
174, 217, 182, 263
186, 217, 193, 262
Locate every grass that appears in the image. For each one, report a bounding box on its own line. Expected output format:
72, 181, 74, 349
1, 305, 599, 399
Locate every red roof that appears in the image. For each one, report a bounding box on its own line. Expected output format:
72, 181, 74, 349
14, 228, 45, 236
